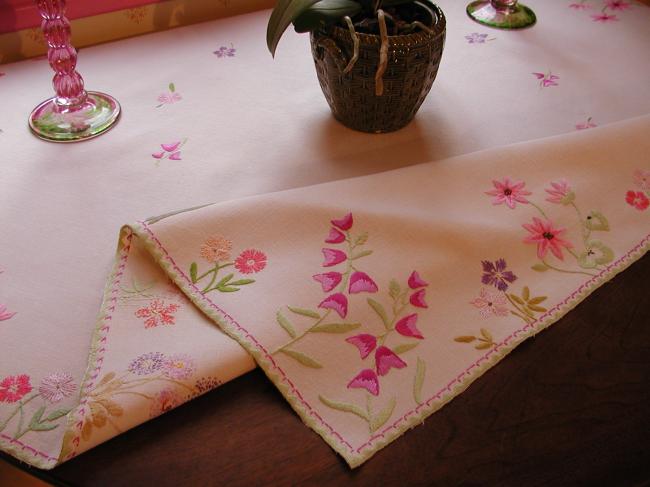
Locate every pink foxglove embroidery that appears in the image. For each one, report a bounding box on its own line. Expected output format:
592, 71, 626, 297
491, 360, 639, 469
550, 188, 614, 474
151, 139, 187, 164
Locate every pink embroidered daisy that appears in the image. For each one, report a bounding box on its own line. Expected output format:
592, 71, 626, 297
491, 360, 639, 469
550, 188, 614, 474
199, 235, 232, 263
485, 177, 531, 209
0, 374, 32, 403
149, 387, 182, 417
591, 13, 618, 22
234, 249, 267, 274
470, 288, 509, 318
625, 190, 649, 211
163, 354, 197, 380
135, 300, 180, 328
39, 373, 77, 403
633, 169, 650, 190
545, 179, 575, 205
522, 217, 574, 260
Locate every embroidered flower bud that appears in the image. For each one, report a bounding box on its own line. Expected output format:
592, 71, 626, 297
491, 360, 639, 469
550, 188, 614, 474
409, 289, 428, 308
151, 152, 165, 159
318, 293, 348, 318
347, 369, 379, 396
346, 334, 377, 359
348, 271, 379, 294
331, 212, 353, 231
408, 271, 428, 289
312, 272, 343, 292
375, 346, 407, 376
395, 313, 424, 339
321, 248, 347, 267
325, 228, 346, 244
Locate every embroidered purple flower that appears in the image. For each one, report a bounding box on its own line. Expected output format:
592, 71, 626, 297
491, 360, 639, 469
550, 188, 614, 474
318, 293, 348, 318
346, 334, 377, 359
481, 259, 517, 291
375, 346, 407, 376
0, 374, 32, 403
39, 373, 77, 403
348, 271, 379, 294
533, 72, 560, 88
395, 313, 424, 339
576, 117, 597, 130
325, 227, 346, 244
312, 272, 343, 292
0, 304, 16, 321
409, 289, 428, 308
128, 352, 166, 375
591, 12, 618, 22
465, 32, 493, 43
149, 387, 182, 417
321, 248, 347, 267
213, 44, 236, 57
633, 169, 650, 190
522, 217, 574, 260
470, 288, 509, 318
163, 354, 197, 380
485, 177, 532, 209
347, 369, 379, 396
604, 0, 630, 10
407, 271, 428, 289
331, 212, 353, 231
545, 180, 575, 205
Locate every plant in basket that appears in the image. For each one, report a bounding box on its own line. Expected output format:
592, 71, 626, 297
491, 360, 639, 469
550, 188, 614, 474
267, 0, 446, 133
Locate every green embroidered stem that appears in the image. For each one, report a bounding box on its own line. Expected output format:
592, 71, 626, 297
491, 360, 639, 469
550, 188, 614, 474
0, 394, 38, 434
270, 309, 332, 355
540, 259, 597, 277
201, 262, 234, 293
377, 291, 409, 346
529, 201, 549, 219
569, 201, 591, 243
504, 294, 533, 323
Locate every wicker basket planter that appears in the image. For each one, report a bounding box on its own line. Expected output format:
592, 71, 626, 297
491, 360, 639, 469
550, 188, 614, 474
310, 3, 446, 133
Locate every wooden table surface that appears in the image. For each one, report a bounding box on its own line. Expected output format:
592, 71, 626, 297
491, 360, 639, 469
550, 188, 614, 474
3, 254, 648, 486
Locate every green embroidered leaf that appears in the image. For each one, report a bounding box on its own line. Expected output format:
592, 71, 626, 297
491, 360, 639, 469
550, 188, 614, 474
46, 409, 71, 422
281, 349, 322, 368
189, 262, 198, 283
29, 406, 46, 428
509, 293, 524, 305
216, 273, 234, 287
169, 82, 176, 92
392, 343, 418, 354
413, 358, 426, 405
480, 328, 492, 341
276, 311, 296, 338
217, 286, 240, 292
311, 322, 361, 333
585, 211, 610, 231
369, 397, 396, 433
527, 296, 547, 305
532, 263, 549, 272
229, 279, 255, 286
355, 233, 369, 246
287, 306, 321, 319
30, 422, 58, 432
522, 286, 530, 301
475, 342, 493, 350
351, 250, 373, 260
367, 298, 390, 330
526, 304, 547, 313
388, 279, 401, 299
319, 395, 368, 421
454, 336, 476, 343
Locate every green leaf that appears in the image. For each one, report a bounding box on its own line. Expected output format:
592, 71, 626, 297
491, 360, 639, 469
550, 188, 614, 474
311, 322, 361, 333
389, 279, 401, 300
30, 422, 58, 432
522, 286, 530, 301
281, 349, 323, 368
217, 286, 239, 292
369, 397, 396, 432
319, 395, 368, 421
293, 0, 362, 33
351, 250, 373, 260
392, 343, 418, 354
287, 306, 321, 319
367, 298, 390, 330
509, 293, 524, 305
531, 263, 549, 272
229, 279, 255, 286
169, 82, 175, 92
267, 0, 322, 56
276, 311, 296, 338
454, 336, 476, 343
190, 262, 198, 283
46, 409, 71, 422
29, 406, 46, 429
585, 211, 610, 231
413, 358, 425, 405
475, 342, 493, 350
216, 273, 234, 287
480, 328, 492, 341
355, 232, 369, 246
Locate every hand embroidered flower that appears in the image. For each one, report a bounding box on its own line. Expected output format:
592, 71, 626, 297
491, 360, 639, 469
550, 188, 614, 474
346, 334, 377, 359
135, 300, 180, 328
318, 293, 348, 318
532, 72, 560, 88
407, 271, 428, 289
347, 369, 379, 396
591, 13, 618, 21
149, 387, 182, 417
481, 259, 517, 291
312, 272, 343, 292
128, 352, 166, 375
163, 354, 197, 380
604, 0, 630, 10
325, 227, 346, 244
485, 177, 532, 209
470, 288, 509, 318
409, 289, 428, 308
577, 240, 614, 269
331, 212, 353, 231
152, 139, 186, 162
633, 169, 650, 190
348, 271, 379, 294
569, 2, 592, 8
522, 217, 574, 260
200, 235, 233, 263
375, 346, 407, 376
625, 190, 649, 210
156, 83, 181, 107
465, 32, 492, 43
38, 373, 77, 403
545, 180, 575, 205
321, 248, 347, 267
0, 304, 16, 321
234, 249, 267, 274
395, 313, 424, 339
213, 44, 236, 57
0, 374, 32, 403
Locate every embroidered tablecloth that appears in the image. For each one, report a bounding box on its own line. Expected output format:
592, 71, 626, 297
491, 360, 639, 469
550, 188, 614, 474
1, 0, 649, 469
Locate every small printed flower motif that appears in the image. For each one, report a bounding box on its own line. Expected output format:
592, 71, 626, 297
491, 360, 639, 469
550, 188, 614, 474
213, 44, 236, 57
321, 248, 347, 267
128, 352, 166, 375
604, 0, 630, 10
312, 272, 343, 292
569, 2, 592, 8
545, 180, 576, 205
38, 373, 77, 404
485, 177, 532, 209
234, 249, 267, 274
470, 288, 509, 318
0, 304, 16, 321
395, 314, 424, 339
347, 369, 379, 396
325, 227, 346, 244
346, 334, 377, 359
578, 240, 614, 268
532, 72, 560, 88
576, 117, 597, 130
318, 293, 348, 318
481, 259, 517, 291
135, 300, 180, 328
625, 190, 649, 210
633, 169, 650, 190
409, 289, 428, 308
465, 32, 493, 43
331, 213, 353, 231
523, 217, 574, 260
348, 271, 379, 294
375, 346, 407, 376
149, 387, 182, 417
200, 235, 233, 263
591, 13, 618, 21
0, 374, 32, 403
407, 271, 428, 289
163, 354, 197, 380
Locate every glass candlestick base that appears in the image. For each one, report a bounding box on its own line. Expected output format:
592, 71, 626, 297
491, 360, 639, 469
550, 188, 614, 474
29, 92, 120, 142
467, 0, 536, 30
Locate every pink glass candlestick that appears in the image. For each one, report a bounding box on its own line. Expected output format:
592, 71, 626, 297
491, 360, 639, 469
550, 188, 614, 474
28, 0, 120, 142
466, 0, 536, 30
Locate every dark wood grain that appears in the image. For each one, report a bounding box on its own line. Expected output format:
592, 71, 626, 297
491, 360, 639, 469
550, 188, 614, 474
4, 254, 650, 487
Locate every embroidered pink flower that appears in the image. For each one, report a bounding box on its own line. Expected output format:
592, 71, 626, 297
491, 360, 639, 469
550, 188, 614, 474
331, 212, 353, 231
152, 151, 165, 159
591, 13, 618, 21
569, 2, 592, 8
161, 142, 181, 152
0, 374, 32, 403
313, 272, 343, 292
485, 177, 531, 209
234, 249, 267, 274
395, 313, 424, 339
408, 271, 428, 289
409, 289, 428, 308
200, 235, 232, 263
321, 248, 347, 267
576, 118, 597, 130
0, 304, 16, 321
149, 387, 182, 417
152, 140, 186, 162
168, 151, 182, 161
348, 271, 378, 294
38, 373, 77, 403
545, 179, 575, 205
156, 83, 181, 107
532, 72, 560, 88
604, 0, 630, 10
465, 32, 492, 43
325, 227, 346, 244
163, 354, 197, 380
214, 45, 236, 57
375, 346, 407, 376
346, 334, 377, 359
470, 288, 509, 318
318, 293, 348, 318
625, 190, 649, 210
633, 169, 650, 190
135, 300, 180, 328
347, 369, 379, 396
522, 217, 574, 260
